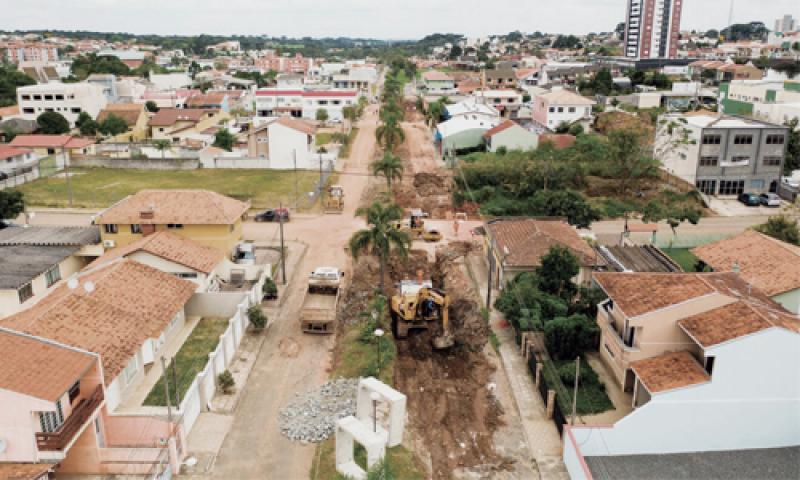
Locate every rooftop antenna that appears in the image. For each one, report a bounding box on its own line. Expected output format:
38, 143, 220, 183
727, 0, 735, 36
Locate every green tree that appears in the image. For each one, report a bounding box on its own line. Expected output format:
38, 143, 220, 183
98, 113, 128, 136
606, 128, 659, 196
535, 246, 580, 301
529, 190, 600, 228
372, 152, 404, 188
152, 139, 172, 159
592, 68, 614, 95
554, 121, 571, 134
315, 108, 329, 123
783, 118, 799, 175
0, 65, 35, 107
213, 128, 235, 151
544, 314, 599, 360
755, 215, 800, 246
145, 100, 159, 113
0, 190, 25, 220
1, 123, 18, 142
348, 202, 411, 294
36, 111, 70, 134
375, 116, 405, 152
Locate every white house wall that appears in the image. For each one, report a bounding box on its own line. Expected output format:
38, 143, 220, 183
268, 123, 312, 169
772, 289, 800, 315
571, 327, 800, 457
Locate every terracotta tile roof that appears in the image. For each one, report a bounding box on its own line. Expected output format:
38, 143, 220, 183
96, 103, 144, 127
0, 105, 20, 117
594, 272, 715, 318
186, 92, 228, 107
273, 117, 316, 135
678, 301, 779, 348
93, 231, 224, 274
148, 108, 211, 127
422, 71, 454, 82
539, 89, 595, 106
691, 230, 800, 296
96, 189, 250, 225
482, 119, 518, 138
631, 351, 710, 393
0, 144, 31, 160
0, 329, 95, 402
539, 133, 576, 149
515, 68, 538, 79
0, 463, 52, 480
485, 218, 603, 268
1, 259, 196, 386
9, 135, 95, 149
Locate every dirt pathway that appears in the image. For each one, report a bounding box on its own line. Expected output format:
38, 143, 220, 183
197, 106, 379, 479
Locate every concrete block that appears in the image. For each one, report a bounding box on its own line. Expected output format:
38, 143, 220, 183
335, 416, 387, 480
356, 377, 407, 447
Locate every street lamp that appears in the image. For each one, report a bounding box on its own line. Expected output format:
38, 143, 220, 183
374, 328, 385, 377
370, 392, 381, 433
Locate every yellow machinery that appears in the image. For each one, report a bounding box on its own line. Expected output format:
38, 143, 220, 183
324, 185, 345, 213
392, 209, 427, 238
390, 275, 454, 349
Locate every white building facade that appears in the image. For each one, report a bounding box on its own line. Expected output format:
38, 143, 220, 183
17, 83, 108, 126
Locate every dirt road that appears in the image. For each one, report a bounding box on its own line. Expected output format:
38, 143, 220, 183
198, 106, 379, 479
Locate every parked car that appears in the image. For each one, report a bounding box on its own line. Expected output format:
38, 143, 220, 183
738, 192, 760, 207
422, 229, 443, 243
254, 208, 290, 222
233, 243, 256, 265
759, 193, 781, 207
0, 171, 8, 181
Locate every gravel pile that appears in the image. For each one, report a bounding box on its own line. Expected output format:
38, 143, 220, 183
278, 378, 359, 443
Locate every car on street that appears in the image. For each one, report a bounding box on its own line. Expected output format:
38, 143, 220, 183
422, 229, 443, 243
759, 193, 781, 207
738, 192, 760, 207
254, 208, 290, 222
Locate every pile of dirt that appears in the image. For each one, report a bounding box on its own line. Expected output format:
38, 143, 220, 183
388, 246, 510, 479
336, 255, 381, 328
394, 172, 454, 219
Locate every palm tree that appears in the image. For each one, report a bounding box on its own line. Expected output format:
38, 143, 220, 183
152, 139, 172, 160
372, 152, 404, 189
349, 202, 410, 294
375, 116, 405, 152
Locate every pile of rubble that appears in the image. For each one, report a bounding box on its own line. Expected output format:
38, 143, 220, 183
278, 378, 359, 443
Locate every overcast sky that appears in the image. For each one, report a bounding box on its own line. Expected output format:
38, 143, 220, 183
2, 0, 799, 40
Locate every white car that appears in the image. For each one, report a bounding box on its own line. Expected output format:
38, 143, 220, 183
759, 193, 782, 207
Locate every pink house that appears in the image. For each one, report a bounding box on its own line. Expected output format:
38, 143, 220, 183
0, 259, 197, 476
531, 88, 595, 130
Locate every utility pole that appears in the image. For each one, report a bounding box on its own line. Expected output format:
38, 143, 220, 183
63, 146, 73, 208
319, 153, 324, 196
293, 149, 298, 209
570, 356, 581, 425
278, 202, 287, 285
171, 359, 180, 406
486, 256, 493, 310
160, 356, 173, 423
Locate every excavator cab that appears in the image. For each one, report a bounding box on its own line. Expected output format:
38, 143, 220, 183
390, 273, 454, 349
324, 185, 344, 213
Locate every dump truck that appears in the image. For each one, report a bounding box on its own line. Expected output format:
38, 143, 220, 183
300, 267, 344, 334
324, 185, 345, 213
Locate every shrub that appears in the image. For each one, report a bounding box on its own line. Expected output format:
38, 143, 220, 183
544, 314, 599, 360
557, 359, 600, 387
218, 370, 235, 394
262, 277, 278, 299
247, 305, 268, 330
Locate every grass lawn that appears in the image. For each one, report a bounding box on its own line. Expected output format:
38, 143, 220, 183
662, 248, 701, 272
311, 440, 424, 480
17, 167, 320, 210
144, 318, 229, 407
541, 358, 614, 416
316, 132, 333, 146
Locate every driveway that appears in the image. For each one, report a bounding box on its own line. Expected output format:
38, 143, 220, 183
706, 197, 786, 217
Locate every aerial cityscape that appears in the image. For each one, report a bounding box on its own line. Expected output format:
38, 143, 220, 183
1, 1, 799, 479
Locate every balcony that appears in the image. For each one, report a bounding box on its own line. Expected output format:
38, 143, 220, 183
36, 385, 104, 452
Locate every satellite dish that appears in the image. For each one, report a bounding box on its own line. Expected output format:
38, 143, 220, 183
67, 278, 79, 289
83, 281, 95, 293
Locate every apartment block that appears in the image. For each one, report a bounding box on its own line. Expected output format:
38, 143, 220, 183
624, 0, 683, 59
16, 83, 108, 127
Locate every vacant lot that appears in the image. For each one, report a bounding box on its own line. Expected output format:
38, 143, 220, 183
18, 167, 320, 209
662, 248, 702, 272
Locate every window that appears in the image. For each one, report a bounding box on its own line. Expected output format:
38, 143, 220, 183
765, 134, 784, 145
733, 134, 753, 145
548, 107, 555, 113
557, 107, 564, 113
71, 107, 81, 114
55, 94, 64, 100
44, 265, 61, 287
603, 343, 615, 358
718, 180, 745, 195
167, 223, 184, 229
704, 356, 715, 375
702, 134, 721, 145
23, 107, 34, 114
699, 156, 718, 167
123, 355, 139, 384
39, 401, 64, 433
44, 94, 53, 100
104, 224, 118, 234
130, 224, 142, 234
68, 381, 80, 404
750, 179, 765, 190
696, 179, 717, 195
724, 155, 750, 166
17, 282, 33, 303
176, 272, 198, 279
568, 107, 576, 113
33, 95, 42, 100
21, 95, 31, 100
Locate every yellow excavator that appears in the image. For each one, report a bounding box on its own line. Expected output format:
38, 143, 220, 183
390, 274, 454, 349
391, 209, 427, 238
324, 185, 344, 213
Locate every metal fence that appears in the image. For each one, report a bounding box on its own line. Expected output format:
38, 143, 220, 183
526, 346, 567, 436
0, 156, 60, 190
296, 157, 336, 210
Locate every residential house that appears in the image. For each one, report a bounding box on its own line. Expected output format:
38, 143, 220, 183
0, 463, 52, 479
483, 217, 604, 289
716, 62, 765, 82
656, 112, 788, 196
482, 119, 539, 152
0, 226, 102, 318
86, 74, 120, 103
719, 79, 800, 123
692, 230, 800, 314
532, 88, 595, 130
420, 71, 456, 95
0, 144, 37, 180
97, 49, 145, 69
148, 108, 228, 143
267, 117, 317, 169
564, 271, 799, 475
147, 73, 193, 91
90, 231, 225, 292
332, 67, 378, 93
138, 88, 200, 109
254, 52, 313, 74
436, 114, 501, 154
254, 88, 359, 122
444, 97, 500, 120
185, 91, 230, 112
95, 103, 148, 142
473, 89, 524, 118
94, 189, 250, 253
0, 259, 197, 476
595, 245, 683, 273
485, 67, 516, 89
9, 135, 95, 169
16, 83, 107, 127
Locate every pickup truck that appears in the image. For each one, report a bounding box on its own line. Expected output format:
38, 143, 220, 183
300, 267, 344, 334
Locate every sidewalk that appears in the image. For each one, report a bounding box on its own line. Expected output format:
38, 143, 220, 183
464, 253, 569, 480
